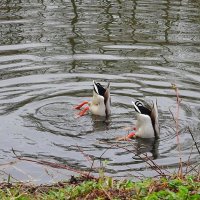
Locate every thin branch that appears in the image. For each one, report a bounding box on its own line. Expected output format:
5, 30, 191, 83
188, 127, 200, 155
87, 159, 95, 179
169, 108, 176, 123
185, 163, 200, 176
76, 145, 93, 164
113, 144, 169, 177
12, 148, 96, 180
100, 186, 112, 200
0, 170, 20, 182
171, 83, 183, 178
185, 146, 194, 175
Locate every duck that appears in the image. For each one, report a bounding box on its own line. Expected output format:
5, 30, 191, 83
127, 100, 160, 139
74, 80, 111, 117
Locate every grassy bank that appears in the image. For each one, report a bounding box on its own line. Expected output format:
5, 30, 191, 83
0, 175, 199, 200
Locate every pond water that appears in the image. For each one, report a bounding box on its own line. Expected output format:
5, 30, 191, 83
0, 0, 200, 184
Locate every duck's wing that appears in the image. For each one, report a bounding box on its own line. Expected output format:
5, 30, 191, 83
104, 82, 111, 116
104, 82, 110, 102
150, 100, 160, 139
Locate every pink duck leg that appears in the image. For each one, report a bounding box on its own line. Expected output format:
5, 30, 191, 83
77, 106, 89, 117
74, 101, 89, 110
116, 127, 136, 141
127, 127, 136, 139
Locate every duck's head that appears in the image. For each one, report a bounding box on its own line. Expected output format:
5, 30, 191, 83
132, 100, 160, 139
92, 80, 111, 117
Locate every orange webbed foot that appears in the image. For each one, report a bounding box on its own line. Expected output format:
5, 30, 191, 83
116, 127, 137, 141
77, 106, 89, 117
126, 127, 137, 139
74, 101, 89, 110
127, 132, 136, 139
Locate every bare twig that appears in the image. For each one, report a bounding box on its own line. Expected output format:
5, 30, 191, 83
185, 146, 194, 175
87, 159, 95, 179
169, 108, 176, 123
11, 148, 96, 180
77, 145, 93, 164
171, 83, 183, 178
188, 127, 200, 155
137, 153, 170, 177
0, 170, 20, 182
185, 163, 200, 176
100, 186, 112, 200
76, 145, 97, 178
111, 144, 169, 177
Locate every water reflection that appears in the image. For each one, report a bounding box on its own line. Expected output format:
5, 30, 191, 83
134, 138, 160, 160
91, 115, 111, 132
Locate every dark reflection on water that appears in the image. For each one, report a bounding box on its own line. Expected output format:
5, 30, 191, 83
134, 138, 160, 159
0, 0, 200, 183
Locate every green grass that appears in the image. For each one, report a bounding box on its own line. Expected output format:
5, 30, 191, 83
0, 176, 199, 200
